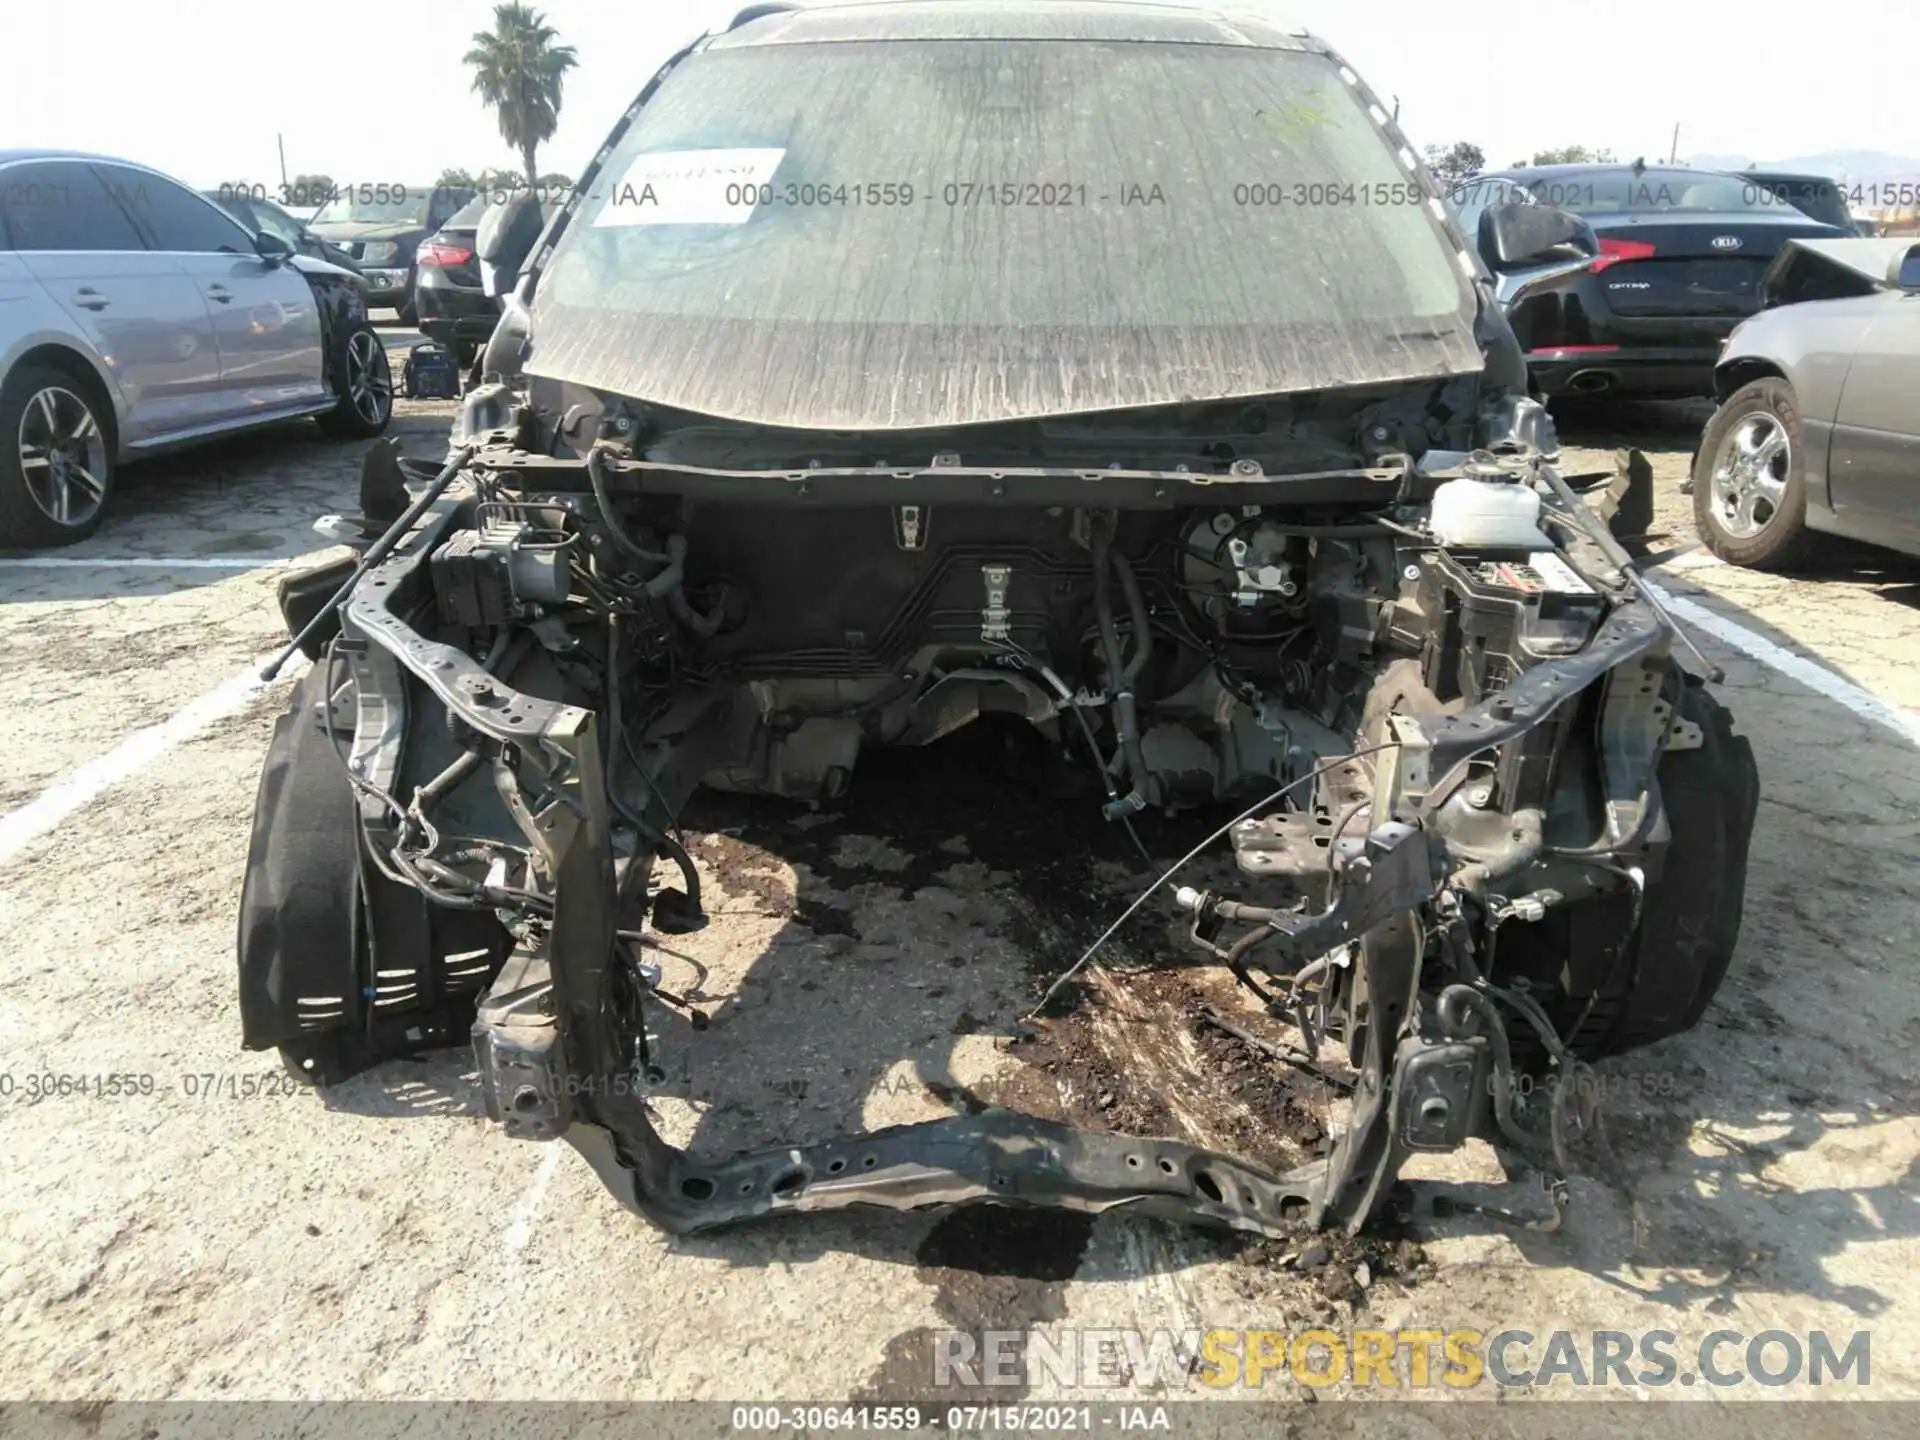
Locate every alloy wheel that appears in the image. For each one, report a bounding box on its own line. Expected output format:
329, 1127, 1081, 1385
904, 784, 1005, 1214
1709, 412, 1789, 539
347, 330, 393, 427
17, 386, 108, 529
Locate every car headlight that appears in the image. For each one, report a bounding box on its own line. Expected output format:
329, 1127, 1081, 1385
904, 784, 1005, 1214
362, 242, 399, 265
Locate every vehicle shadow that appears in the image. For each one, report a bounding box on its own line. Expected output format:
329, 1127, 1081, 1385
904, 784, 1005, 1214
1547, 395, 1715, 450
1769, 543, 1920, 609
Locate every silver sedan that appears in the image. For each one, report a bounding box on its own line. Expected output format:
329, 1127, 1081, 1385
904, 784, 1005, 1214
0, 149, 392, 548
1693, 237, 1920, 568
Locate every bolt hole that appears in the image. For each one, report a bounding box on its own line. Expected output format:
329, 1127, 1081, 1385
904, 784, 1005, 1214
827, 1158, 847, 1174
680, 1176, 715, 1201
770, 1169, 807, 1197
1157, 1157, 1178, 1176
1125, 1155, 1143, 1169
861, 1154, 878, 1170
1194, 1171, 1224, 1203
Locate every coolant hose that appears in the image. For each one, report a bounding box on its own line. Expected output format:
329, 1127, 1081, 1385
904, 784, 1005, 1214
668, 585, 725, 637
1438, 984, 1554, 1154
1090, 518, 1149, 817
586, 445, 671, 566
642, 533, 688, 597
1112, 549, 1153, 685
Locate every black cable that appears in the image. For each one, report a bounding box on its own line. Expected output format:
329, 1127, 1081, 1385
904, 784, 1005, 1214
585, 444, 670, 566
1025, 740, 1402, 1018
1060, 687, 1156, 867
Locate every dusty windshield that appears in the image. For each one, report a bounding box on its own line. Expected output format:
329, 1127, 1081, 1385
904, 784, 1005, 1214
532, 39, 1481, 429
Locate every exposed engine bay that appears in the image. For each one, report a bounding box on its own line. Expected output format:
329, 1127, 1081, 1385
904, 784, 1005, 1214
239, 388, 1755, 1240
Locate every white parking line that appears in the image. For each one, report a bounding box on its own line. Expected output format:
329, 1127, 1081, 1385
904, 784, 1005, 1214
0, 557, 297, 570
0, 653, 307, 867
1645, 578, 1920, 748
503, 1145, 563, 1254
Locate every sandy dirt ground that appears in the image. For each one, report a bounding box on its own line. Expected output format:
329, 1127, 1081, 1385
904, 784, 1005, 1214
1, 388, 1916, 1421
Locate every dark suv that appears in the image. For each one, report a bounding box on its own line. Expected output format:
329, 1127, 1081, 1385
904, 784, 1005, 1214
307, 184, 476, 324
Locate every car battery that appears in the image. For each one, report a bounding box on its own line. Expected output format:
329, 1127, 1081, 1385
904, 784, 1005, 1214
1418, 548, 1605, 706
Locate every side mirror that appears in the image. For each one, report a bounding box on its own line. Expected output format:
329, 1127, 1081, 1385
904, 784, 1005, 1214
1889, 243, 1920, 292
1479, 202, 1596, 271
476, 191, 545, 278
253, 229, 295, 265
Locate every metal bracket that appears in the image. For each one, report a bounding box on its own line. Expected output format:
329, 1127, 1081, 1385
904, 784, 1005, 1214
893, 504, 927, 551
1261, 821, 1439, 963
981, 564, 1011, 641
1225, 535, 1298, 609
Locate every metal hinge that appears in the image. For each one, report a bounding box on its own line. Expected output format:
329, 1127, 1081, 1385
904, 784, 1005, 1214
981, 565, 1011, 641
894, 504, 927, 551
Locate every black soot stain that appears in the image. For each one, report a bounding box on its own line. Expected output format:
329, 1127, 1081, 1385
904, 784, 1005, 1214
856, 1207, 1096, 1403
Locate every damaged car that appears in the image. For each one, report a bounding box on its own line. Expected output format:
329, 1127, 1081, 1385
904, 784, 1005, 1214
1694, 236, 1920, 567
238, 0, 1758, 1239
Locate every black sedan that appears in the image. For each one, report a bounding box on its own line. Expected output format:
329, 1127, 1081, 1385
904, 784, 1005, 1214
416, 195, 559, 367
307, 185, 476, 324
1450, 164, 1852, 400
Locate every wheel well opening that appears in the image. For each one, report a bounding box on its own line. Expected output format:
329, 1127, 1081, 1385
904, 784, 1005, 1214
1716, 358, 1786, 403
13, 344, 117, 444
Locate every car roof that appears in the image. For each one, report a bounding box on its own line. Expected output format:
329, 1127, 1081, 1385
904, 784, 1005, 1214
0, 147, 126, 164
708, 1, 1320, 52
0, 147, 192, 173
1488, 163, 1708, 182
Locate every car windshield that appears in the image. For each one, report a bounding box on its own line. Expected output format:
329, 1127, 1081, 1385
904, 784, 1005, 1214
446, 197, 492, 229
532, 38, 1480, 429
1744, 176, 1853, 229
1530, 168, 1800, 217
312, 190, 433, 225
246, 199, 309, 244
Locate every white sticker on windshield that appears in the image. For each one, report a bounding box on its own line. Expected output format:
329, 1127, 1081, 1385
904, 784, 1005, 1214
591, 147, 786, 227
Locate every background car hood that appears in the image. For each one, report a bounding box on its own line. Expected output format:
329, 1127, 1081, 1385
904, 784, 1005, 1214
290, 254, 366, 285
1766, 236, 1917, 289
308, 220, 424, 242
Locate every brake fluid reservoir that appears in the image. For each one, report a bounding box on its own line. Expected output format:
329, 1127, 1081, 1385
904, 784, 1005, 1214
1428, 476, 1550, 549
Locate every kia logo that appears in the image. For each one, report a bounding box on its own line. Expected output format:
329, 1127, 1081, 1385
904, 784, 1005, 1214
1711, 235, 1744, 250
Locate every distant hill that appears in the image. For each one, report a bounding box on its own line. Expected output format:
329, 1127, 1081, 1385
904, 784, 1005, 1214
1684, 150, 1920, 182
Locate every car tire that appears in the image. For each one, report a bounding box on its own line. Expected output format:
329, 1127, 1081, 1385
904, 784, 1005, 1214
1692, 377, 1816, 569
0, 362, 116, 550
1493, 676, 1759, 1064
314, 322, 394, 439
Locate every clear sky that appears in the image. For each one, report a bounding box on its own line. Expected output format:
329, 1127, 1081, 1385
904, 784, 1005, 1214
5, 0, 1915, 188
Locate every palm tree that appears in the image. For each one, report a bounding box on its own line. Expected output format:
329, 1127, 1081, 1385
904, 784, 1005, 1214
463, 4, 578, 187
